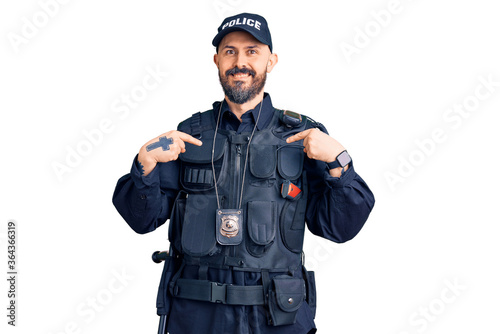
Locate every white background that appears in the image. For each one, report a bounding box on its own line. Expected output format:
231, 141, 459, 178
1, 0, 499, 333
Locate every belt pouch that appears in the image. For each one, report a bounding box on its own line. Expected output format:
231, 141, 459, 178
268, 275, 305, 326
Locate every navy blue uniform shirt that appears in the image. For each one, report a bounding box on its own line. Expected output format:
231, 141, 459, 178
112, 93, 375, 334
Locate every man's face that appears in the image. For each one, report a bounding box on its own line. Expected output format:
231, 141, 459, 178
214, 31, 277, 104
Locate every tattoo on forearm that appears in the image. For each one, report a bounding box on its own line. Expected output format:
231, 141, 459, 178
146, 136, 174, 152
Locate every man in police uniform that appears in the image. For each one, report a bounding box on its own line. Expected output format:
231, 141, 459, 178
113, 13, 375, 334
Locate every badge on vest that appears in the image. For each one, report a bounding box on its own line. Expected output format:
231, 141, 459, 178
216, 209, 243, 245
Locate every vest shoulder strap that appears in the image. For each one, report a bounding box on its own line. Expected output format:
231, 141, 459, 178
178, 109, 216, 137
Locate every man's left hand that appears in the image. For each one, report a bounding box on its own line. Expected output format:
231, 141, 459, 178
286, 128, 348, 177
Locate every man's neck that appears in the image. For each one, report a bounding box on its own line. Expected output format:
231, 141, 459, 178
225, 91, 265, 121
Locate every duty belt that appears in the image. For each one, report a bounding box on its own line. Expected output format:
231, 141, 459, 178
170, 278, 265, 305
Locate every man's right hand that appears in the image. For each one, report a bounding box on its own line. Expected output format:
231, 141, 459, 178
138, 130, 203, 176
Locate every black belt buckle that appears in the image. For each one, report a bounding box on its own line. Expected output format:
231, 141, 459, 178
210, 282, 227, 304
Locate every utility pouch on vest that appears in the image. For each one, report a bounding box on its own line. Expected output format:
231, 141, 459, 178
181, 194, 220, 257
268, 275, 306, 326
180, 134, 228, 192
249, 144, 277, 179
247, 201, 277, 257
277, 145, 304, 180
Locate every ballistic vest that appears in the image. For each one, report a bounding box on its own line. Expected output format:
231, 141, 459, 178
168, 107, 310, 274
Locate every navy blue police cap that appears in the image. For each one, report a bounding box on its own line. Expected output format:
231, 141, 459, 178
212, 13, 273, 52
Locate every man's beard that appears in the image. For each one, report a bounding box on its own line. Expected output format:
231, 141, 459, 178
219, 67, 267, 104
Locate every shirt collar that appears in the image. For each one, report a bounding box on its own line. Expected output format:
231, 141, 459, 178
213, 92, 274, 131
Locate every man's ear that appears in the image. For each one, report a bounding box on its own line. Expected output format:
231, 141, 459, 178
266, 53, 278, 73
214, 53, 219, 68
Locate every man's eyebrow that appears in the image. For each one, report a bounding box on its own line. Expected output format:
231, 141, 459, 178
222, 45, 261, 49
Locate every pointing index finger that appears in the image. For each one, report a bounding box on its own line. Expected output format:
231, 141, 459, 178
178, 132, 203, 146
286, 129, 312, 144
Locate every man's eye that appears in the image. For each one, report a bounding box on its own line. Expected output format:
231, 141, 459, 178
226, 50, 235, 55
249, 50, 257, 54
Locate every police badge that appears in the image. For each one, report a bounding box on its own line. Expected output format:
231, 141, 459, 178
216, 209, 243, 245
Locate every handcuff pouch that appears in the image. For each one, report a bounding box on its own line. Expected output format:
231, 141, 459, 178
268, 275, 305, 326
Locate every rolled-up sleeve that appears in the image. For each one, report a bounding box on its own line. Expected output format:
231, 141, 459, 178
305, 159, 375, 243
112, 155, 180, 234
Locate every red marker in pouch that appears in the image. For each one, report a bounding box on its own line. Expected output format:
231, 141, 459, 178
281, 180, 301, 200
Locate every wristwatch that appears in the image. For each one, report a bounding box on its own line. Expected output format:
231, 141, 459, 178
326, 150, 351, 169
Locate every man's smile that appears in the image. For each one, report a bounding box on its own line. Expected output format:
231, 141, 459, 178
225, 66, 256, 81
231, 73, 252, 81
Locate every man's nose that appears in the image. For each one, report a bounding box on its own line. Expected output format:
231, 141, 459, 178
234, 53, 248, 69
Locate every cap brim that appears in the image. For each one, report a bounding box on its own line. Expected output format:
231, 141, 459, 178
212, 26, 271, 50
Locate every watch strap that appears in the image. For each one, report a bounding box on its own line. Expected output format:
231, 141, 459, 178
327, 150, 351, 169
326, 160, 341, 169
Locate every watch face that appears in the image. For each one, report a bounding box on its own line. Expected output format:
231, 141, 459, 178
337, 151, 351, 167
